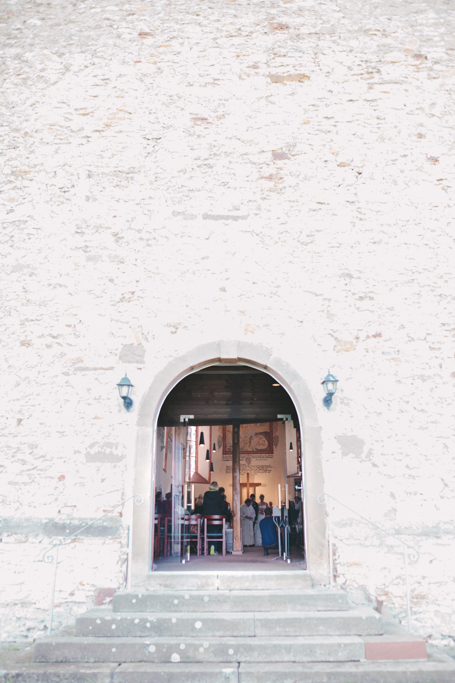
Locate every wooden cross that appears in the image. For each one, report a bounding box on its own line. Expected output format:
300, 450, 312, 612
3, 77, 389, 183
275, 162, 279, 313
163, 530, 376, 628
240, 473, 261, 499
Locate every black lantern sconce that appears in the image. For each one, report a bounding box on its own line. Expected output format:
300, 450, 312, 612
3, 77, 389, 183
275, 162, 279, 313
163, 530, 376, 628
117, 374, 134, 411
321, 371, 339, 409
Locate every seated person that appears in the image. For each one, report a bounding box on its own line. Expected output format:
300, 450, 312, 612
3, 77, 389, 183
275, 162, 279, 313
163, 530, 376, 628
203, 481, 225, 515
155, 490, 164, 515
259, 507, 278, 556
221, 494, 232, 524
218, 488, 232, 524
163, 491, 172, 516
193, 494, 204, 516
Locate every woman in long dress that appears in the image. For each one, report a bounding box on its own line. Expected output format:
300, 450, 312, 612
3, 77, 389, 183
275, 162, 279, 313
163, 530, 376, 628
240, 498, 255, 547
254, 494, 268, 546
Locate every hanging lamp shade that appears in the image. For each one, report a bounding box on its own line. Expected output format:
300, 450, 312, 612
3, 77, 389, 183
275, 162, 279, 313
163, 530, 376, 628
289, 442, 294, 452
210, 462, 214, 472
212, 442, 216, 452
205, 449, 210, 461
199, 431, 205, 446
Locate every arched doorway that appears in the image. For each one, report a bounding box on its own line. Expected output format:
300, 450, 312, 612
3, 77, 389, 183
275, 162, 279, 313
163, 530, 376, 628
154, 364, 305, 563
130, 341, 329, 586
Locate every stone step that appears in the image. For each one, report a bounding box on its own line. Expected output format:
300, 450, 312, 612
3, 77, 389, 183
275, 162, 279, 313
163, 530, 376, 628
7, 656, 455, 683
145, 570, 313, 592
237, 655, 455, 683
113, 588, 349, 613
8, 654, 455, 683
4, 655, 455, 683
75, 606, 383, 638
33, 635, 365, 664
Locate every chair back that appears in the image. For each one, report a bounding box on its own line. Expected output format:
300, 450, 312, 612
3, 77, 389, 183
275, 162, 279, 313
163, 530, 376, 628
203, 515, 227, 556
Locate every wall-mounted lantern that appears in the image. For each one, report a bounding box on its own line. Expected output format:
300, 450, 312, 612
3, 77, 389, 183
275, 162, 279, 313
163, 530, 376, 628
117, 374, 134, 411
321, 371, 338, 409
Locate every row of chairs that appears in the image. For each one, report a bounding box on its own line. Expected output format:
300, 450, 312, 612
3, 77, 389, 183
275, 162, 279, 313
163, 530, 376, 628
155, 514, 227, 558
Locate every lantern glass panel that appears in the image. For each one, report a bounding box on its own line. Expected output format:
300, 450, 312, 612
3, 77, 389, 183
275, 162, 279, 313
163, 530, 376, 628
117, 377, 133, 398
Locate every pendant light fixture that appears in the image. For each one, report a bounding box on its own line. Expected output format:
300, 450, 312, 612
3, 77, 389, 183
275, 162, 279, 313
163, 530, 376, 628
205, 449, 210, 461
199, 431, 205, 446
289, 442, 294, 452
210, 462, 214, 472
212, 442, 216, 452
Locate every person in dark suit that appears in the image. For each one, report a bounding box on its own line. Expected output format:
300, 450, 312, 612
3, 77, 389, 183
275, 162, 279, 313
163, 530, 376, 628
203, 482, 225, 554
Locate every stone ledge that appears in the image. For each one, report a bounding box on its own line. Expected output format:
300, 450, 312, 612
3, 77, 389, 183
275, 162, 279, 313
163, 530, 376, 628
0, 518, 124, 538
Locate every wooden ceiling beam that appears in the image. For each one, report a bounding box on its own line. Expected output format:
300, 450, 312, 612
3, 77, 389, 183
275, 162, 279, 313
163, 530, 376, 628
158, 367, 298, 427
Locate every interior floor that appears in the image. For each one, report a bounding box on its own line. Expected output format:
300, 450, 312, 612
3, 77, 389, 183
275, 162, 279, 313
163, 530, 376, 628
154, 545, 307, 571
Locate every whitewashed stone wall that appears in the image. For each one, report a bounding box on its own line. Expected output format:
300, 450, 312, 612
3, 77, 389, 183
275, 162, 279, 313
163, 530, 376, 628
1, 0, 454, 644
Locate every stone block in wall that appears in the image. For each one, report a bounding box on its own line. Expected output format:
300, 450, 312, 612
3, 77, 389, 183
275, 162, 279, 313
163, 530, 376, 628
85, 441, 125, 463
119, 344, 146, 364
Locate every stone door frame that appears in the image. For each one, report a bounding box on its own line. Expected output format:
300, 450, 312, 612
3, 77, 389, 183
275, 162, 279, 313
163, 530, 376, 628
130, 340, 329, 586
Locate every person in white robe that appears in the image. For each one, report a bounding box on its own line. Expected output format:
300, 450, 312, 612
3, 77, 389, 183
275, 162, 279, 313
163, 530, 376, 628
240, 498, 255, 547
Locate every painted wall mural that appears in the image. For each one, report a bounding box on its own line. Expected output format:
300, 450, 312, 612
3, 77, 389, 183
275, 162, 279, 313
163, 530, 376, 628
222, 423, 276, 455
222, 423, 280, 475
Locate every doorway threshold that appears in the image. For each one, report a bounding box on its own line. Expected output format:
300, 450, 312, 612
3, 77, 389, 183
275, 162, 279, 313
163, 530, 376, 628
154, 546, 307, 572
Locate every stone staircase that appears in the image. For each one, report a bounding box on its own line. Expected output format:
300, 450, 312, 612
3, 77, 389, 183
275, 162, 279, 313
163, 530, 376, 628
6, 570, 455, 682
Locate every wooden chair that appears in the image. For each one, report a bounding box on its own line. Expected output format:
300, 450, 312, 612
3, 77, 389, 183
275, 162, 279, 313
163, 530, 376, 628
181, 515, 202, 557
204, 515, 226, 556
154, 514, 172, 558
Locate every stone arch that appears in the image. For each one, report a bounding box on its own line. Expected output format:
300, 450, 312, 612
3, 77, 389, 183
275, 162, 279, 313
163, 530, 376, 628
130, 340, 329, 586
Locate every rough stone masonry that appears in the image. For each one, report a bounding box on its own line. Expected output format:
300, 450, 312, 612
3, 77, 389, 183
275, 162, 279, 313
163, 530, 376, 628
1, 0, 455, 648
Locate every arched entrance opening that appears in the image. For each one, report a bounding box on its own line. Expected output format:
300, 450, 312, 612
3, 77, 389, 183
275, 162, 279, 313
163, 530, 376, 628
130, 341, 329, 586
153, 363, 306, 565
